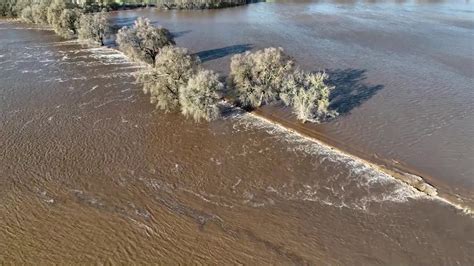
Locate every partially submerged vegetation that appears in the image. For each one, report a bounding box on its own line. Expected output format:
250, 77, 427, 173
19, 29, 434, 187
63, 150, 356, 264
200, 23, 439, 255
281, 70, 333, 122
78, 11, 110, 45
136, 44, 221, 122
229, 47, 293, 109
180, 69, 223, 122
229, 47, 334, 122
122, 17, 333, 123
139, 46, 199, 112
1, 0, 334, 123
54, 8, 82, 39
116, 17, 175, 65
136, 42, 333, 122
6, 0, 111, 46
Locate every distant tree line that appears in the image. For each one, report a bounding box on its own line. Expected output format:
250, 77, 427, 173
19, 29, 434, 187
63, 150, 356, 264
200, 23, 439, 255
97, 0, 254, 9
0, 0, 255, 16
142, 0, 251, 9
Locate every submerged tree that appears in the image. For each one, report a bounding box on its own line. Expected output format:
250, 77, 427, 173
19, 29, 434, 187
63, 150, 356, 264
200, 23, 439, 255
281, 70, 333, 123
139, 46, 199, 111
14, 0, 31, 16
46, 0, 67, 26
54, 8, 82, 39
78, 11, 110, 45
31, 3, 49, 24
20, 6, 33, 23
229, 47, 293, 109
179, 69, 223, 122
116, 17, 175, 65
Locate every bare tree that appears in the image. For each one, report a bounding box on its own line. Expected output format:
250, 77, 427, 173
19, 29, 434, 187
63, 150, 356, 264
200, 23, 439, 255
78, 11, 110, 45
229, 47, 293, 109
180, 69, 223, 122
54, 8, 82, 39
20, 5, 33, 23
116, 17, 175, 65
47, 0, 66, 26
31, 3, 48, 24
282, 70, 333, 123
139, 46, 199, 111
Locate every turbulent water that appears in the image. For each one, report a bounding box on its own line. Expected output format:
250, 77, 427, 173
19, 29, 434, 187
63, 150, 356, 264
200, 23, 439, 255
1, 0, 474, 264
111, 0, 474, 204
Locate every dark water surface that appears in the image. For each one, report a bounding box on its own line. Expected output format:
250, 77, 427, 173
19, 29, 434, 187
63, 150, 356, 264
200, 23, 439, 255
1, 0, 474, 264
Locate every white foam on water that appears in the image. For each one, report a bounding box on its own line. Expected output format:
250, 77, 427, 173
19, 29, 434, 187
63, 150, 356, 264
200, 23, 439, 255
181, 188, 235, 208
219, 105, 467, 213
230, 110, 426, 210
22, 41, 79, 51
87, 47, 131, 65
94, 72, 140, 79
21, 69, 42, 74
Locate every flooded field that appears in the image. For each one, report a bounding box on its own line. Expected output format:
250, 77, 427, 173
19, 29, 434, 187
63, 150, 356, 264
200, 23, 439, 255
110, 0, 474, 204
1, 0, 474, 264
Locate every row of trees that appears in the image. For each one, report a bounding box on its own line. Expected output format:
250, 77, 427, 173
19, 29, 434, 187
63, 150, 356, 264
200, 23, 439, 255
139, 46, 223, 121
118, 18, 333, 123
2, 2, 333, 123
81, 0, 250, 10
117, 18, 222, 121
14, 0, 110, 45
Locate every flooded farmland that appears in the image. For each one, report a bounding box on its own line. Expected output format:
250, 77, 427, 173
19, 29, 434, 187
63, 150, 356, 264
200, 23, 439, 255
1, 0, 474, 264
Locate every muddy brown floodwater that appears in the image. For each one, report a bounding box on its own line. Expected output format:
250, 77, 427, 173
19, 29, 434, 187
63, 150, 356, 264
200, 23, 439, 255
110, 0, 474, 205
1, 0, 474, 264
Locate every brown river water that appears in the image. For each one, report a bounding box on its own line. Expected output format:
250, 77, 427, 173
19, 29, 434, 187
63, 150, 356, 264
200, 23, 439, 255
1, 0, 474, 264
